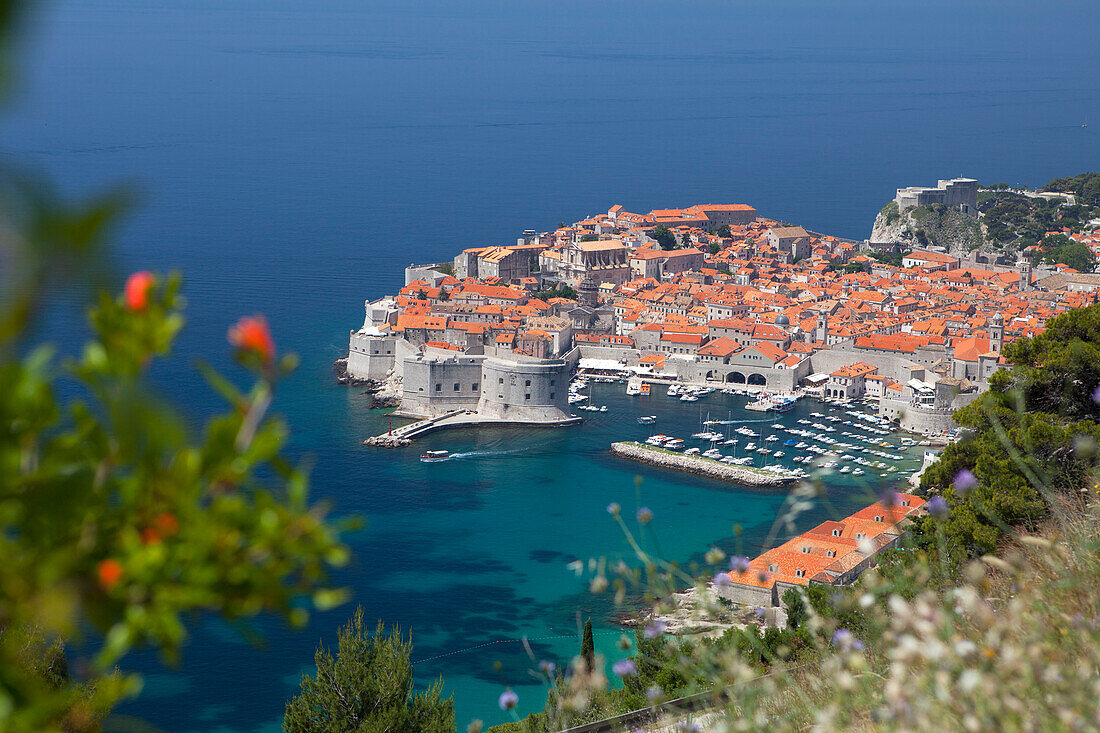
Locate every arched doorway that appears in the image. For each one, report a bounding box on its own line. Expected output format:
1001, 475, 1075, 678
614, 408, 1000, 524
747, 373, 767, 386
727, 371, 746, 384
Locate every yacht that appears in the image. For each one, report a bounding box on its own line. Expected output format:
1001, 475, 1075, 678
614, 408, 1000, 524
420, 450, 450, 463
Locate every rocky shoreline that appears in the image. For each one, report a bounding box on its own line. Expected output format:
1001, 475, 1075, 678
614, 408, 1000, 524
610, 442, 798, 487
332, 358, 402, 408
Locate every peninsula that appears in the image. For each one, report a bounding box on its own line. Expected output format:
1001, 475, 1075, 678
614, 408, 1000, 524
344, 181, 1100, 442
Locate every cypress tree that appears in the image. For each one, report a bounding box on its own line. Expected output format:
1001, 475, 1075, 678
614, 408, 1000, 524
580, 618, 595, 671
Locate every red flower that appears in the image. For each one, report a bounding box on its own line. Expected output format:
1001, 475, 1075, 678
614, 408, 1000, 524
124, 271, 156, 311
97, 559, 124, 590
141, 527, 161, 545
228, 316, 275, 364
156, 512, 179, 536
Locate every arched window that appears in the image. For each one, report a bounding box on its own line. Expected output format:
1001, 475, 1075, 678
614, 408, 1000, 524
855, 532, 864, 540
874, 515, 883, 522
826, 550, 836, 558
795, 569, 805, 578
831, 528, 840, 537
768, 563, 778, 573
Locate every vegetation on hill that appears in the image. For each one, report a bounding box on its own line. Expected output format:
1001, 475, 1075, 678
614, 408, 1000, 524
1029, 232, 1096, 272
917, 302, 1100, 565
1042, 171, 1100, 206
533, 283, 576, 301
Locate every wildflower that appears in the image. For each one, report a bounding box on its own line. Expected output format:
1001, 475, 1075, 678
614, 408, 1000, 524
832, 628, 865, 652
636, 507, 653, 524
646, 685, 663, 702
643, 620, 666, 639
704, 547, 725, 565
1093, 384, 1100, 404
124, 271, 156, 311
97, 559, 123, 590
926, 495, 949, 518
730, 555, 751, 574
606, 502, 620, 516
953, 469, 978, 496
612, 658, 637, 677
713, 572, 731, 587
498, 689, 518, 710
140, 527, 161, 545
228, 315, 275, 364
754, 607, 766, 619
538, 660, 556, 676
877, 487, 898, 507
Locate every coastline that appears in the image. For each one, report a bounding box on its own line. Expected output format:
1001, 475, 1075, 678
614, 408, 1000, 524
610, 441, 799, 487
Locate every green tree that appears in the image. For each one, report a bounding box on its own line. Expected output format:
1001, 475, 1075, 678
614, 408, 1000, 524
437, 262, 454, 277
580, 233, 599, 242
650, 226, 677, 250
580, 618, 594, 671
716, 224, 732, 238
1033, 233, 1095, 272
284, 607, 453, 733
438, 288, 450, 302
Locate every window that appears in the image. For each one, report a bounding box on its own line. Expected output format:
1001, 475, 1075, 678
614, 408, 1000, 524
826, 550, 836, 558
525, 394, 531, 401
525, 379, 531, 387
550, 379, 555, 386
795, 569, 804, 578
832, 528, 840, 537
499, 377, 504, 384
801, 546, 810, 554
453, 383, 460, 391
856, 533, 864, 540
435, 384, 441, 392
472, 383, 479, 391
768, 563, 778, 573
874, 515, 883, 522
549, 392, 555, 399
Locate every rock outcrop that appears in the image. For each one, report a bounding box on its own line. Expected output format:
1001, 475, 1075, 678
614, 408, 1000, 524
609, 442, 797, 487
333, 358, 402, 409
870, 200, 985, 251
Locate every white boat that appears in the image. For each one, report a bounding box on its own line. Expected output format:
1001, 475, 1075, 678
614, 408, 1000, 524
420, 450, 450, 463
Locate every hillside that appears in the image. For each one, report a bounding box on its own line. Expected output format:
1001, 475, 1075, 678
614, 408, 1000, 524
870, 200, 985, 251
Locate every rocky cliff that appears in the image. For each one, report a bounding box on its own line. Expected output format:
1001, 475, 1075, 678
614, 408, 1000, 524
870, 200, 986, 251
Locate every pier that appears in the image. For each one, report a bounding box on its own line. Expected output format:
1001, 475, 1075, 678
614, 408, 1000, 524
365, 410, 582, 448
609, 441, 799, 487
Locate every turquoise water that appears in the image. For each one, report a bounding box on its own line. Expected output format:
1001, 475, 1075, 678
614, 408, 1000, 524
0, 0, 1095, 729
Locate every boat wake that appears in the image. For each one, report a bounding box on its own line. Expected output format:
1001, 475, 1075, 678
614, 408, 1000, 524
446, 448, 528, 461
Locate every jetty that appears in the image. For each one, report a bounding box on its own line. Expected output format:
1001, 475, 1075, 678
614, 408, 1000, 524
609, 442, 799, 487
366, 410, 582, 448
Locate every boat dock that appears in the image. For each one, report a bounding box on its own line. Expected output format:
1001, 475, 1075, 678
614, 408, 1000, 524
365, 410, 582, 448
745, 393, 802, 412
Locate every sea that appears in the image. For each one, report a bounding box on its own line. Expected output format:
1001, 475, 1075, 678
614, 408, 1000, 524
1, 0, 1098, 730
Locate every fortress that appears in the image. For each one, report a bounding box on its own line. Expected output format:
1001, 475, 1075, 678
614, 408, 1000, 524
347, 300, 576, 426
895, 177, 978, 216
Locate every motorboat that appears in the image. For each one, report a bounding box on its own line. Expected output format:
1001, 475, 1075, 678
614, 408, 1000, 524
637, 415, 657, 425
420, 450, 450, 463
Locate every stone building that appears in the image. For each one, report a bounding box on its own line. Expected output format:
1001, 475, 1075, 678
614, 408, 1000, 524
895, 177, 978, 216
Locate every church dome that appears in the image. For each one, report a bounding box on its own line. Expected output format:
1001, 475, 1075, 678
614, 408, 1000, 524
775, 314, 790, 326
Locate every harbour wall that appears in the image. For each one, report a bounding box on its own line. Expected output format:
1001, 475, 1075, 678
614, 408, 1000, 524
609, 442, 795, 488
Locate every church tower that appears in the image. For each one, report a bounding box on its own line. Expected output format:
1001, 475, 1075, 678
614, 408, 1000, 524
990, 312, 1004, 353
815, 312, 828, 344
1018, 257, 1032, 292
578, 275, 599, 308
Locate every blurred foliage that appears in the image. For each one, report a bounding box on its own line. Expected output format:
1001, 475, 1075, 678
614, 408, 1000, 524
0, 3, 353, 729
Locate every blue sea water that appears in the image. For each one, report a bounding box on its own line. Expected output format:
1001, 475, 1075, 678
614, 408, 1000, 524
2, 0, 1099, 729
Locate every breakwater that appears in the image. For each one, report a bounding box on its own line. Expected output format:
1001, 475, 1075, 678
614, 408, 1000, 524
609, 442, 798, 487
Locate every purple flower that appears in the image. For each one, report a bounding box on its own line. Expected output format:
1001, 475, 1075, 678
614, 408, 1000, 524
646, 685, 663, 702
754, 607, 766, 619
713, 572, 732, 587
832, 628, 865, 652
953, 469, 978, 496
729, 555, 751, 574
927, 495, 949, 518
607, 502, 621, 516
498, 689, 518, 710
613, 658, 637, 677
636, 506, 653, 524
1093, 385, 1100, 404
877, 487, 898, 507
643, 620, 666, 639
538, 660, 556, 675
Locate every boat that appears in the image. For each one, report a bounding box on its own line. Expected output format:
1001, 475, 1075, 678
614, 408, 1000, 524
637, 415, 657, 425
640, 382, 651, 395
420, 450, 450, 463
